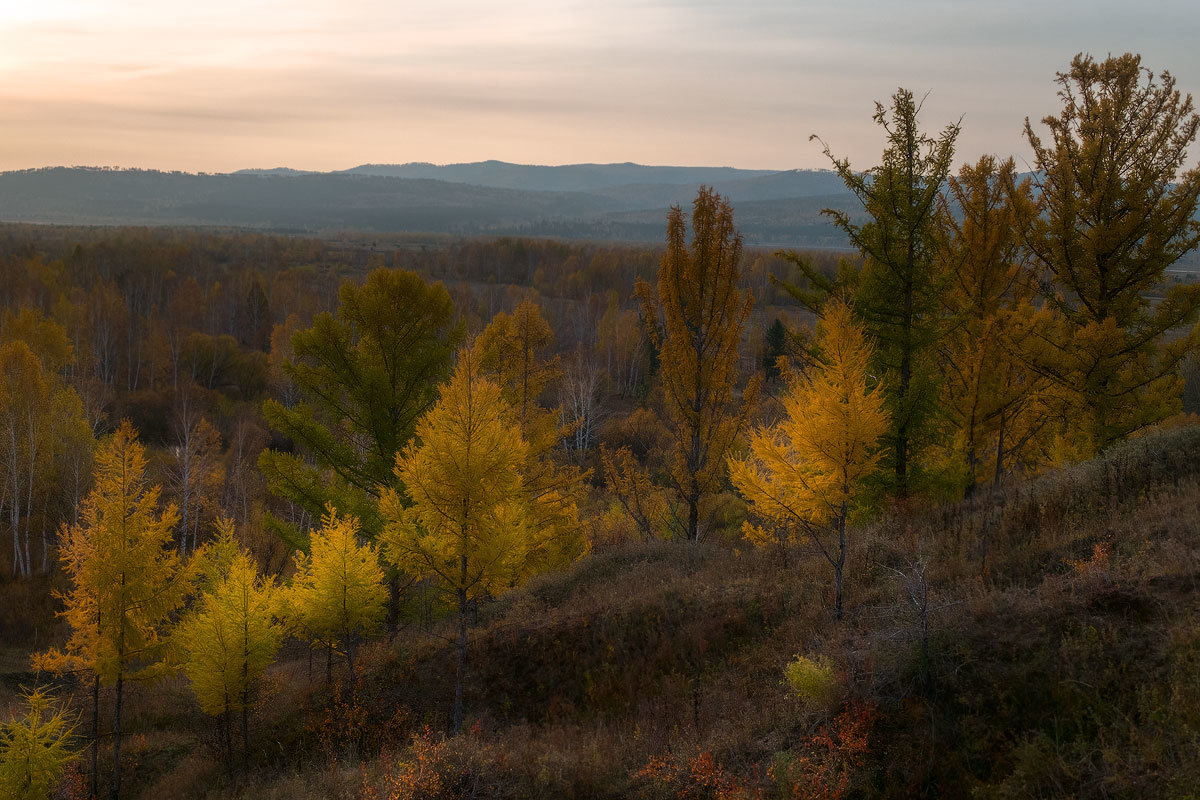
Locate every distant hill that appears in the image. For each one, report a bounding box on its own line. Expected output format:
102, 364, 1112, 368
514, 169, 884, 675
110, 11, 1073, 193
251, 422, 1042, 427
337, 160, 787, 192
232, 167, 318, 176
0, 163, 858, 247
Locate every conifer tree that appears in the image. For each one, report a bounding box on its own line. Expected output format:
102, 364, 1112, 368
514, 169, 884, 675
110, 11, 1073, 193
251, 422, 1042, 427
634, 187, 760, 540
380, 345, 531, 734
286, 508, 386, 696
763, 318, 788, 380
35, 421, 187, 800
176, 520, 283, 770
259, 268, 460, 544
810, 89, 960, 496
0, 687, 78, 800
476, 299, 587, 574
933, 156, 1047, 490
729, 302, 889, 620
1023, 53, 1200, 453
476, 298, 558, 423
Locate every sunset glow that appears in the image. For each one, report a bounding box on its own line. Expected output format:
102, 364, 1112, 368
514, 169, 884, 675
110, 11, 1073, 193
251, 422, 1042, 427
1, 0, 1198, 172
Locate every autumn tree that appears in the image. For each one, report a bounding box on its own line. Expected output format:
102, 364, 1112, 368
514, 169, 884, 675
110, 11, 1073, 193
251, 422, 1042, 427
166, 403, 225, 555
0, 687, 78, 800
380, 346, 533, 734
162, 275, 206, 391
476, 298, 558, 422
595, 291, 647, 398
476, 299, 588, 573
0, 317, 93, 578
259, 268, 460, 545
807, 89, 960, 496
0, 341, 53, 579
1023, 53, 1200, 454
933, 156, 1047, 490
1, 307, 74, 373
267, 312, 303, 410
176, 520, 283, 770
81, 281, 126, 396
221, 416, 269, 533
236, 277, 272, 352
286, 508, 386, 696
631, 187, 760, 541
35, 421, 188, 800
559, 346, 605, 464
600, 444, 672, 541
729, 302, 889, 620
763, 318, 789, 380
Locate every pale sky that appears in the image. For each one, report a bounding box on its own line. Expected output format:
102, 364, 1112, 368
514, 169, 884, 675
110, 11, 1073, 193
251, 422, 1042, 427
1, 0, 1198, 173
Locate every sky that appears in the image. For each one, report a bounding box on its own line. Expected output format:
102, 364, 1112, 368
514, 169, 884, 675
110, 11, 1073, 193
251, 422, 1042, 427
1, 0, 1198, 174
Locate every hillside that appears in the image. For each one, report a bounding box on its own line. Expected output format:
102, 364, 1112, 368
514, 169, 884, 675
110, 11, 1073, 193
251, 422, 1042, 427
10, 425, 1199, 799
0, 164, 857, 247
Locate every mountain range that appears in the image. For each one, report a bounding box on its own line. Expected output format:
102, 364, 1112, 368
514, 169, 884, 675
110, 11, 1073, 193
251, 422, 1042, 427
0, 160, 859, 247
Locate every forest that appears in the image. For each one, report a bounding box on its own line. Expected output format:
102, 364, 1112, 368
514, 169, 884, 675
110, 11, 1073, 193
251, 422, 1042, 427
3, 52, 1200, 799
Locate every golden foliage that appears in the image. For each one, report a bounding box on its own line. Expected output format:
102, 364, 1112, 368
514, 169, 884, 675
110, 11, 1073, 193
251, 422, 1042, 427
0, 329, 93, 579
476, 299, 588, 574
0, 687, 79, 800
287, 508, 387, 656
784, 654, 837, 708
634, 187, 760, 540
933, 156, 1051, 488
600, 445, 672, 542
729, 301, 887, 618
381, 345, 530, 597
176, 520, 284, 717
730, 301, 888, 531
35, 420, 187, 684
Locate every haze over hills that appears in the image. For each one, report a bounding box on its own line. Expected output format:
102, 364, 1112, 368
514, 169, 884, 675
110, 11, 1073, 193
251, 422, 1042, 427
332, 160, 789, 192
0, 161, 858, 247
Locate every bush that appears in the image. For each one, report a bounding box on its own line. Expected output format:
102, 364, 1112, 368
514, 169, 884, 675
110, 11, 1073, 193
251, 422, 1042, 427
784, 655, 836, 707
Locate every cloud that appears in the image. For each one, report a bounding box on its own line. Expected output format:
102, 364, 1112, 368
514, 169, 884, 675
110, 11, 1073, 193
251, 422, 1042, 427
0, 0, 1197, 171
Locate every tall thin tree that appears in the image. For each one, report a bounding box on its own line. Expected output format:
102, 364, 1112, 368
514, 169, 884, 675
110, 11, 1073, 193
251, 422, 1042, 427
634, 187, 760, 540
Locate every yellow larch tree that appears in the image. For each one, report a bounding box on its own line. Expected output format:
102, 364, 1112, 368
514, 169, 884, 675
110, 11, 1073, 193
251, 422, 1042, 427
476, 299, 587, 576
632, 187, 760, 541
34, 420, 188, 800
476, 297, 558, 423
286, 508, 386, 697
0, 686, 79, 800
1023, 53, 1200, 454
729, 301, 889, 620
599, 444, 672, 542
933, 156, 1050, 491
175, 519, 283, 771
380, 344, 531, 735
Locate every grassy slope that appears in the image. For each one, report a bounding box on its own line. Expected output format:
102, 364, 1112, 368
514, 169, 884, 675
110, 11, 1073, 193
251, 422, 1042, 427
8, 426, 1200, 799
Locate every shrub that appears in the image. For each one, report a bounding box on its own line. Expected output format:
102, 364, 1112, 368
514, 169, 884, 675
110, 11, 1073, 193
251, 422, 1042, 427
784, 655, 837, 708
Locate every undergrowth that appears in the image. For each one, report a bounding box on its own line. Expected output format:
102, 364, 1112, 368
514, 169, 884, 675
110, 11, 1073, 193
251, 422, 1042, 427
8, 425, 1200, 799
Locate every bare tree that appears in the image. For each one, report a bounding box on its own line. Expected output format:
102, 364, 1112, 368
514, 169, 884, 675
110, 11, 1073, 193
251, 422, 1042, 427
558, 347, 605, 465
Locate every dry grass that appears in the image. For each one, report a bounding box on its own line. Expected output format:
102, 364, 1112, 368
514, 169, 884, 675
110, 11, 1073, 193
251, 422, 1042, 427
7, 425, 1200, 798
